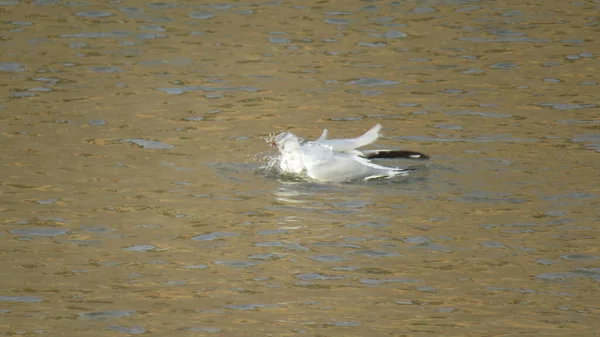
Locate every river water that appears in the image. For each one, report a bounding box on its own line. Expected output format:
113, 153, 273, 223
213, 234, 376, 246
1, 0, 599, 336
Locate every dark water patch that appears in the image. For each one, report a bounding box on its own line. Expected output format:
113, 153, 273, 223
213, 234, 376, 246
163, 280, 186, 285
122, 244, 155, 252
539, 192, 597, 200
183, 327, 221, 333
473, 135, 538, 143
324, 18, 353, 25
501, 10, 524, 16
413, 242, 452, 253
560, 254, 599, 261
343, 222, 387, 228
397, 103, 420, 108
480, 241, 506, 248
360, 278, 419, 285
155, 86, 258, 95
328, 321, 361, 327
413, 7, 435, 13
213, 260, 258, 268
456, 191, 528, 204
194, 3, 233, 10
538, 103, 596, 110
191, 232, 238, 241
60, 32, 130, 38
328, 116, 363, 121
544, 210, 566, 217
10, 227, 68, 237
537, 259, 556, 265
76, 11, 114, 18
558, 120, 600, 125
11, 91, 36, 98
136, 33, 167, 40
350, 250, 400, 258
395, 300, 417, 305
403, 236, 429, 243
0, 63, 26, 72
462, 68, 484, 74
188, 11, 214, 19
489, 62, 518, 69
56, 239, 103, 246
139, 25, 165, 31
371, 16, 394, 23
182, 264, 207, 269
484, 286, 537, 294
106, 325, 146, 335
417, 286, 436, 293
28, 87, 51, 92
571, 134, 600, 152
489, 29, 524, 36
460, 37, 548, 43
79, 310, 135, 320
120, 139, 174, 149
119, 7, 144, 13
346, 78, 399, 86
137, 224, 162, 229
308, 255, 346, 262
312, 242, 363, 249
147, 3, 179, 9
257, 229, 287, 235
248, 253, 283, 260
269, 36, 290, 44
88, 120, 106, 126
146, 260, 169, 265
566, 52, 594, 60
441, 88, 466, 94
38, 216, 69, 223
324, 11, 353, 15
433, 123, 463, 130
480, 223, 537, 229
137, 58, 191, 66
0, 296, 43, 303
358, 42, 387, 48
445, 110, 511, 118
295, 273, 345, 281
571, 268, 600, 280
224, 303, 280, 310
535, 272, 577, 281
542, 62, 561, 67
195, 309, 225, 314
283, 243, 309, 251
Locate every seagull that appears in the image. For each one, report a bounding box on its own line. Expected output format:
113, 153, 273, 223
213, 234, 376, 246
271, 124, 428, 183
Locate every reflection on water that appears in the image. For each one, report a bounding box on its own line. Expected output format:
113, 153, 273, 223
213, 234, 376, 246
1, 0, 599, 335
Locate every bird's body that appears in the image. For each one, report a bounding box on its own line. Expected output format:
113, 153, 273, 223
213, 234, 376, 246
272, 124, 421, 183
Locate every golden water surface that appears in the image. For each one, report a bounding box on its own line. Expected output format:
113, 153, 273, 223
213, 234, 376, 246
1, 0, 599, 336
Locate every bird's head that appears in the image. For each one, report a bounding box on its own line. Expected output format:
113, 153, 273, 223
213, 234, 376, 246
272, 132, 301, 153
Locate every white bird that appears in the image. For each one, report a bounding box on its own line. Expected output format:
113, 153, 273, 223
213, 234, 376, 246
272, 124, 427, 183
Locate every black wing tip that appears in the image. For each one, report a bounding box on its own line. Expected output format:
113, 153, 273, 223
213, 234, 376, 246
367, 150, 430, 160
